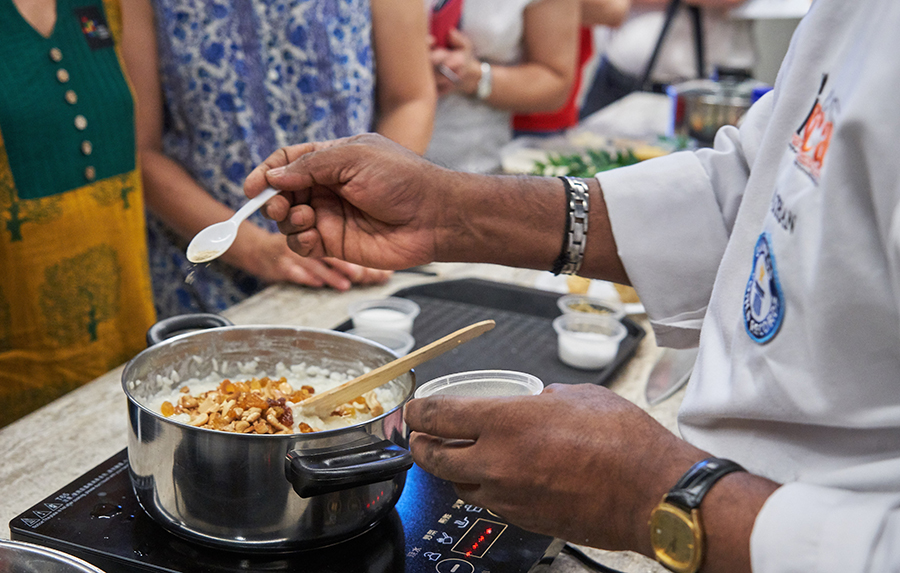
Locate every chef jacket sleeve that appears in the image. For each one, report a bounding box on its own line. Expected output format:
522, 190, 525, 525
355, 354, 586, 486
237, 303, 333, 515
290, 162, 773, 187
752, 482, 900, 572
596, 92, 773, 349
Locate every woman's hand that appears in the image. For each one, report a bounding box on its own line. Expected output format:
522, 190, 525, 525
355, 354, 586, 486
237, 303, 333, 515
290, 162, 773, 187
227, 222, 392, 290
431, 28, 481, 97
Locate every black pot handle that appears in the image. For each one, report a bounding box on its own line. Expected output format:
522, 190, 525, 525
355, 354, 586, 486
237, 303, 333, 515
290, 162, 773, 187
285, 438, 413, 498
146, 313, 234, 347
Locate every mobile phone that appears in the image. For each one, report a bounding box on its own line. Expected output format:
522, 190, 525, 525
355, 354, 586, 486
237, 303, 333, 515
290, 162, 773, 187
430, 0, 463, 49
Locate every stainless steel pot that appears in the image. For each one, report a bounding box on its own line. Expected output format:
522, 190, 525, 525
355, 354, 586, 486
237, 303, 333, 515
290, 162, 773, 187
667, 78, 769, 145
0, 540, 106, 573
122, 315, 415, 552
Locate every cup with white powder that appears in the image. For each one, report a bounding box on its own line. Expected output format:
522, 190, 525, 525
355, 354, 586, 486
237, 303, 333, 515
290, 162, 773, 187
348, 297, 421, 334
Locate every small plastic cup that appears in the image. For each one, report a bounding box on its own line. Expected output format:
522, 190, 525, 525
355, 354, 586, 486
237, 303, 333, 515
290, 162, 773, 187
348, 297, 421, 334
552, 313, 627, 370
556, 294, 625, 321
347, 327, 416, 356
414, 370, 544, 399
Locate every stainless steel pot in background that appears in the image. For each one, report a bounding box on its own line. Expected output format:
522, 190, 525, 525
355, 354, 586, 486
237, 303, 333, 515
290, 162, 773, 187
667, 76, 771, 145
122, 316, 415, 552
0, 539, 107, 573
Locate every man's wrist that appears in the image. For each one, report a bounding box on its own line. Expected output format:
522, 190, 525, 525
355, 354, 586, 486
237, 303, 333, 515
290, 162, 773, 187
641, 456, 780, 573
552, 177, 590, 275
700, 470, 780, 573
650, 458, 747, 573
432, 169, 489, 263
437, 174, 567, 269
570, 177, 630, 284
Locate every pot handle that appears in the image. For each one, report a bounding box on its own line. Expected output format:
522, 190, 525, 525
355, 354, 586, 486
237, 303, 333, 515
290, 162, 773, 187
285, 438, 413, 498
146, 313, 234, 346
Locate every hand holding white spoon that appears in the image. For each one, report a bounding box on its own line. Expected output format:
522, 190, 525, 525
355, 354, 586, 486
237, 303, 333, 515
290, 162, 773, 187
186, 188, 280, 263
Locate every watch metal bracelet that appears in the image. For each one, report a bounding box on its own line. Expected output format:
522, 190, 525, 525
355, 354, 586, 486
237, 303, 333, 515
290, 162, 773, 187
559, 176, 590, 275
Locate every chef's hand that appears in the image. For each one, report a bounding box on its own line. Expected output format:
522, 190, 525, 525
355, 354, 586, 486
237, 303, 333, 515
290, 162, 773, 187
405, 384, 708, 552
244, 134, 450, 271
406, 384, 780, 572
227, 221, 393, 290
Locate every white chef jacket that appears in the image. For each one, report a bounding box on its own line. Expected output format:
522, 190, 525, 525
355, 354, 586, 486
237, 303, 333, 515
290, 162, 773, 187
598, 0, 900, 570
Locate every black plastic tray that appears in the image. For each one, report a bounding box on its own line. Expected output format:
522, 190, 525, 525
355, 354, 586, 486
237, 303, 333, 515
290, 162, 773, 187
334, 278, 645, 389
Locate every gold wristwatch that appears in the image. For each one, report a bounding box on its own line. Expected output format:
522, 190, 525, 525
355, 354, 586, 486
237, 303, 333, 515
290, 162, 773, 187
649, 457, 745, 573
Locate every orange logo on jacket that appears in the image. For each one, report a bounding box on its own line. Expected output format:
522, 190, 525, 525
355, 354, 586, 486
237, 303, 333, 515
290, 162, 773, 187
790, 74, 838, 184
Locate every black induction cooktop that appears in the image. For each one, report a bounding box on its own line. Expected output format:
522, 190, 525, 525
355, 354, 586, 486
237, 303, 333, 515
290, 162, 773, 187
11, 449, 563, 573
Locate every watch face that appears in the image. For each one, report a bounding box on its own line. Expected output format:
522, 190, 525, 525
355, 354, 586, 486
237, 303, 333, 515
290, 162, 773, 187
650, 504, 702, 573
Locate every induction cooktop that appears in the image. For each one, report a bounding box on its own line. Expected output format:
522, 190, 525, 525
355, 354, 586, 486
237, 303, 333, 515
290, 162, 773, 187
10, 449, 563, 573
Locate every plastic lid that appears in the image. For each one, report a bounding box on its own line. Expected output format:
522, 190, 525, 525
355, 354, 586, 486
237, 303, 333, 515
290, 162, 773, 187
346, 327, 415, 356
347, 296, 421, 317
414, 370, 543, 399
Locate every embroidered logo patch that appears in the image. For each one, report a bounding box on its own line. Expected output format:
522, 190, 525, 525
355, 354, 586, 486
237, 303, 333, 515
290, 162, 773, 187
74, 6, 114, 50
743, 233, 784, 343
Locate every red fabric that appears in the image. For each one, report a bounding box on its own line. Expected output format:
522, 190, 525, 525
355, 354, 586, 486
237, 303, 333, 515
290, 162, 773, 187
512, 27, 594, 133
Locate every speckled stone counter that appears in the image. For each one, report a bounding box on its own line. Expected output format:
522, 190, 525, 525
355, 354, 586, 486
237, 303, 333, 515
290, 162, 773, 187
0, 262, 679, 573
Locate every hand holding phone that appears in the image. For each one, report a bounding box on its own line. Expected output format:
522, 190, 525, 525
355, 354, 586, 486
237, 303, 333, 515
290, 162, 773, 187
430, 0, 464, 49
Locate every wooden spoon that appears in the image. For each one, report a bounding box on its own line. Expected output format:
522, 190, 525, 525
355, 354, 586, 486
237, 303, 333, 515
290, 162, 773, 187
300, 319, 496, 415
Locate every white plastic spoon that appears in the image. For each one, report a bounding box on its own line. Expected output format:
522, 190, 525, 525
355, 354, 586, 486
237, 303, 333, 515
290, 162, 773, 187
186, 187, 280, 263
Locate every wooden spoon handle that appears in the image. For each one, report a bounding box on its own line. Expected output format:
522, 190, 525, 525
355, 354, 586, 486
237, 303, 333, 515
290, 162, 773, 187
301, 319, 496, 414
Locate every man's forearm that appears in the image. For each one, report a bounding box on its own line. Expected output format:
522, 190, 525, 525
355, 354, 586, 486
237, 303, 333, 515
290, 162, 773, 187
436, 173, 566, 269
437, 174, 629, 284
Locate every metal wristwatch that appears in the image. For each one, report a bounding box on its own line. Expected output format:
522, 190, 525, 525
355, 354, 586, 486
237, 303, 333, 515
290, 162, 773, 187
649, 457, 746, 573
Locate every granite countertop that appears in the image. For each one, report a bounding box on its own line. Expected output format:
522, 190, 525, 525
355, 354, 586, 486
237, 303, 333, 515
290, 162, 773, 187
0, 264, 679, 573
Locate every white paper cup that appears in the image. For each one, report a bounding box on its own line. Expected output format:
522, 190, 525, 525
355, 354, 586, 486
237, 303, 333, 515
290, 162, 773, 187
552, 313, 627, 370
415, 370, 544, 399
348, 297, 421, 334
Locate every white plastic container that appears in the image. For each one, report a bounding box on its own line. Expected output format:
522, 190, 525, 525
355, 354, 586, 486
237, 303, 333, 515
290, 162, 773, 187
414, 370, 544, 399
552, 313, 627, 370
348, 297, 421, 334
347, 327, 416, 356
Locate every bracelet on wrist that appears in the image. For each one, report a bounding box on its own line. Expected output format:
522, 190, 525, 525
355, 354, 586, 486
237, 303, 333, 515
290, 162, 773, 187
551, 176, 590, 276
476, 61, 492, 100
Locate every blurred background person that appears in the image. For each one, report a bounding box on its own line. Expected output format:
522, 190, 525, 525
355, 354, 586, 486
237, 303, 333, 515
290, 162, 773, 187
136, 0, 436, 318
580, 0, 754, 117
513, 0, 630, 136
0, 0, 156, 426
424, 0, 580, 173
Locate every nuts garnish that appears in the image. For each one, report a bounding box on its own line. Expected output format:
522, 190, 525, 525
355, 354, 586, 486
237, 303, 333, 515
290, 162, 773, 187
160, 376, 384, 434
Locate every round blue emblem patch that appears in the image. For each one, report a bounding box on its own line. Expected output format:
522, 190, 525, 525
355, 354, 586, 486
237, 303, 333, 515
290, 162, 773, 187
743, 233, 784, 343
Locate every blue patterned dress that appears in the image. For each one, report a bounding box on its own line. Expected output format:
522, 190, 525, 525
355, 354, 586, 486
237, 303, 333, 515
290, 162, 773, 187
148, 0, 375, 318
